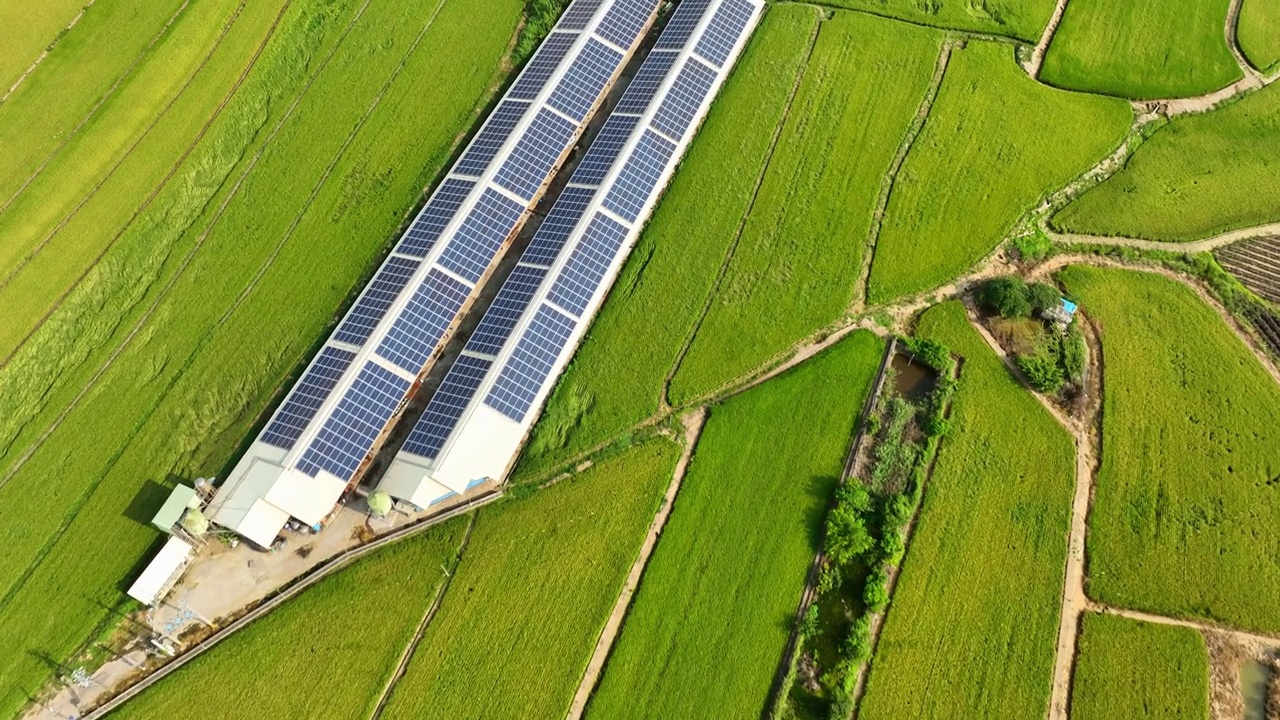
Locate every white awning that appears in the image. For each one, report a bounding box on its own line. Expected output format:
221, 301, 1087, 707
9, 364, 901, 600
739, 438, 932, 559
264, 468, 346, 526
127, 536, 194, 606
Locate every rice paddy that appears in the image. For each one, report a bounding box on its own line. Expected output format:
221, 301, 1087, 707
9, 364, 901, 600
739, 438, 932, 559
1070, 613, 1209, 720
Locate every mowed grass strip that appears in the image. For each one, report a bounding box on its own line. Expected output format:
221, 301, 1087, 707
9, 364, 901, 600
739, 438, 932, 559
1238, 0, 1280, 71
1052, 81, 1280, 243
516, 4, 819, 476
814, 0, 1054, 43
381, 439, 679, 720
1070, 613, 1209, 720
668, 12, 941, 405
0, 0, 85, 92
859, 301, 1074, 719
586, 331, 885, 719
867, 40, 1130, 303
111, 518, 468, 719
1040, 0, 1241, 99
1058, 266, 1280, 631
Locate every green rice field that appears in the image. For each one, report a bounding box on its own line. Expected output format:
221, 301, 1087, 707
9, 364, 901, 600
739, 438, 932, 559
0, 0, 86, 94
1070, 613, 1209, 720
816, 0, 1055, 42
1238, 0, 1280, 70
1058, 266, 1280, 632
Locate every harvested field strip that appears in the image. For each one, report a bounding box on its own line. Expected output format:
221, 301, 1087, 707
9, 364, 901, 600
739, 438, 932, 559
1216, 235, 1280, 303
1052, 81, 1280, 243
1057, 266, 1280, 632
859, 301, 1074, 719
668, 11, 941, 405
379, 440, 680, 720
802, 0, 1056, 43
867, 40, 1130, 303
1040, 0, 1241, 99
1069, 613, 1210, 720
586, 331, 884, 719
109, 517, 470, 720
0, 0, 524, 711
516, 3, 820, 476
0, 0, 86, 94
1238, 0, 1280, 71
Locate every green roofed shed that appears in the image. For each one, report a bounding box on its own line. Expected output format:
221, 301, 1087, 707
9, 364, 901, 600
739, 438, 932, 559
152, 485, 199, 534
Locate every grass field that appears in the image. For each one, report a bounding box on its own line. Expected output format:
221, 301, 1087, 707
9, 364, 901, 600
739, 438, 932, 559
0, 0, 525, 711
867, 40, 1130, 303
380, 439, 679, 720
1040, 0, 1241, 99
1070, 613, 1209, 720
859, 301, 1074, 719
0, 0, 85, 93
1058, 266, 1280, 632
111, 518, 468, 719
517, 4, 820, 475
1052, 82, 1280, 243
667, 12, 941, 404
816, 0, 1055, 42
585, 331, 884, 719
1238, 0, 1280, 70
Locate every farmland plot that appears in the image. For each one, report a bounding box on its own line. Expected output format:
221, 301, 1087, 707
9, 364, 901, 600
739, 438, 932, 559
586, 331, 884, 719
518, 4, 820, 475
867, 41, 1130, 303
1040, 0, 1241, 99
815, 0, 1054, 42
668, 12, 941, 404
1053, 81, 1280, 243
1238, 0, 1280, 70
859, 301, 1074, 719
380, 440, 679, 720
1058, 266, 1280, 632
1070, 613, 1209, 720
0, 0, 85, 93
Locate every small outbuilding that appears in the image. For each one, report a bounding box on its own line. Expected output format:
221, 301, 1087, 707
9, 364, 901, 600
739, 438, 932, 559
127, 536, 195, 607
150, 484, 200, 534
1043, 297, 1078, 327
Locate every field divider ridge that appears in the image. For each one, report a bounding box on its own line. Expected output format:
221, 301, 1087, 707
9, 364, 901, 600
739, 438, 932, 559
0, 0, 99, 105
1024, 0, 1069, 79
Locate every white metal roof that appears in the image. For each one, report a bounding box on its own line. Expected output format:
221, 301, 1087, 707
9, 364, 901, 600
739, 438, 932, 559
127, 536, 194, 607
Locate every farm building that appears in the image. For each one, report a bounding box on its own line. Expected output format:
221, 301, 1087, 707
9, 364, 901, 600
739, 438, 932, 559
127, 536, 195, 607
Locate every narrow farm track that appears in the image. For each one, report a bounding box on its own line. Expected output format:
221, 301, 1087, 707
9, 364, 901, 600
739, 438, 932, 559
1224, 0, 1263, 80
1048, 221, 1280, 254
1025, 0, 1070, 78
0, 0, 98, 105
1090, 604, 1280, 649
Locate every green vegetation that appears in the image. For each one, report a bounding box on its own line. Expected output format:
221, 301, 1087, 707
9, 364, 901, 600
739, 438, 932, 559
1053, 82, 1280, 243
1058, 266, 1280, 631
817, 0, 1055, 42
977, 275, 1083, 394
518, 4, 820, 474
859, 301, 1074, 719
867, 40, 1130, 302
1238, 0, 1280, 70
0, 0, 86, 92
587, 331, 884, 719
111, 518, 468, 719
668, 12, 941, 404
1070, 613, 1209, 720
1041, 0, 1241, 99
382, 440, 677, 720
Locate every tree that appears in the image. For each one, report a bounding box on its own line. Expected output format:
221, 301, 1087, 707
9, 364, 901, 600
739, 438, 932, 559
1017, 349, 1065, 394
863, 567, 890, 613
979, 276, 1031, 318
1027, 282, 1062, 314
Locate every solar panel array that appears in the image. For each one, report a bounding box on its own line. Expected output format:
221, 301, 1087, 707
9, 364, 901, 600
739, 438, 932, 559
395, 178, 474, 258
456, 100, 532, 177
296, 361, 411, 479
399, 354, 494, 459
261, 347, 356, 450
547, 38, 624, 122
483, 304, 577, 422
693, 0, 754, 67
333, 256, 421, 346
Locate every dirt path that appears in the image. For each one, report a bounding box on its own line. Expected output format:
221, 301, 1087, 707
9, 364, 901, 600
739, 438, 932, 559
1049, 222, 1280, 255
1224, 0, 1264, 81
1024, 0, 1070, 78
565, 408, 707, 720
1091, 603, 1280, 648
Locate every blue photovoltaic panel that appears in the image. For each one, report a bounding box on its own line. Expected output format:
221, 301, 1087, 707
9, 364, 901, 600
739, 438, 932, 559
455, 100, 532, 177
376, 268, 471, 374
333, 256, 422, 346
595, 0, 657, 49
510, 32, 578, 100
484, 303, 577, 422
547, 212, 628, 317
260, 347, 356, 450
651, 57, 717, 140
493, 108, 578, 201
400, 354, 494, 460
603, 129, 676, 222
467, 264, 549, 356
573, 114, 640, 187
296, 361, 411, 480
615, 50, 679, 114
396, 178, 475, 257
694, 0, 754, 68
655, 0, 712, 50
559, 0, 604, 29
547, 38, 622, 121
436, 187, 526, 282
521, 185, 596, 267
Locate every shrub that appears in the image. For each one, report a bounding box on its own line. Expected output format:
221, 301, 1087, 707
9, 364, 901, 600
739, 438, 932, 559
1060, 319, 1087, 384
980, 276, 1032, 318
1017, 349, 1065, 394
863, 567, 890, 613
1011, 229, 1052, 262
902, 337, 950, 371
826, 483, 875, 565
880, 529, 905, 567
1027, 282, 1062, 314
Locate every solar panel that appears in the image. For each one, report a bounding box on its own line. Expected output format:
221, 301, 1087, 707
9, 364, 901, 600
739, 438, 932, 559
296, 361, 411, 480
510, 32, 579, 100
521, 185, 597, 267
651, 57, 717, 141
455, 100, 532, 177
436, 187, 526, 283
493, 108, 578, 201
595, 0, 658, 49
693, 0, 753, 68
467, 264, 549, 356
333, 256, 422, 346
602, 129, 676, 222
573, 114, 640, 186
615, 50, 679, 114
547, 38, 623, 121
260, 347, 357, 450
655, 0, 712, 50
559, 0, 605, 29
484, 303, 577, 422
396, 179, 476, 258
376, 268, 471, 373
400, 354, 494, 460
547, 212, 629, 317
